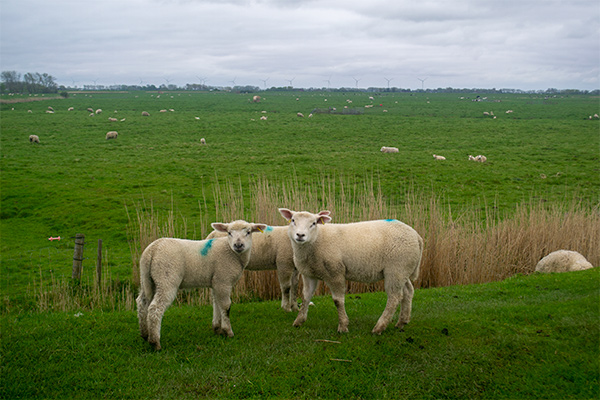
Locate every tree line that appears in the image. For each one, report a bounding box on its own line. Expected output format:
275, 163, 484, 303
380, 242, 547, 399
1, 71, 58, 94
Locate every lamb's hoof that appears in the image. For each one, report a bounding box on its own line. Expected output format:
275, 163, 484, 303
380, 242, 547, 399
337, 326, 349, 334
292, 320, 304, 328
149, 341, 162, 351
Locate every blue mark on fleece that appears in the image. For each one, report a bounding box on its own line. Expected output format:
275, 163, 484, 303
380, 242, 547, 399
200, 239, 214, 256
265, 226, 274, 233
384, 219, 398, 222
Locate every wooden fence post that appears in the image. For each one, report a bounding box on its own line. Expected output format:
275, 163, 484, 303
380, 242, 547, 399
72, 233, 85, 280
96, 239, 103, 287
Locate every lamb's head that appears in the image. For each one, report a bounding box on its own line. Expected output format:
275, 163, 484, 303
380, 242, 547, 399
279, 209, 331, 245
211, 220, 267, 254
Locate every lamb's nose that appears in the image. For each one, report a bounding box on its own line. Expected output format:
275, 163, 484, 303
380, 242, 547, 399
233, 242, 244, 252
296, 233, 305, 241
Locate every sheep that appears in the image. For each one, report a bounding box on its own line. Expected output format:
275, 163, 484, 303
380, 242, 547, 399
68, 107, 74, 111
141, 111, 150, 116
48, 106, 54, 111
278, 209, 423, 335
95, 109, 102, 114
380, 146, 399, 153
160, 109, 167, 113
297, 112, 304, 117
468, 155, 476, 161
433, 154, 446, 160
87, 108, 94, 113
45, 110, 54, 114
136, 220, 267, 350
29, 135, 40, 143
475, 154, 487, 163
253, 95, 261, 103
535, 250, 594, 273
106, 131, 118, 140
108, 117, 118, 122
200, 138, 206, 145
260, 116, 267, 120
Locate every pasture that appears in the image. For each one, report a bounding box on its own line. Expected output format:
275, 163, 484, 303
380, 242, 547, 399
1, 90, 598, 398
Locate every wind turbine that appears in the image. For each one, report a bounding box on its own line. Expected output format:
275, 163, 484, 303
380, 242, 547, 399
139, 77, 145, 86
260, 77, 269, 89
352, 76, 360, 89
286, 77, 295, 88
417, 77, 428, 90
323, 75, 332, 90
229, 77, 237, 87
384, 77, 393, 90
164, 77, 172, 86
71, 78, 78, 88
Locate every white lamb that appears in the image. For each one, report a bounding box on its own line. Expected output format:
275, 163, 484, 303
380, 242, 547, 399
142, 111, 150, 116
535, 250, 594, 273
279, 209, 423, 335
475, 155, 487, 163
297, 112, 305, 117
105, 131, 118, 140
95, 109, 102, 114
206, 211, 330, 313
433, 154, 446, 160
137, 220, 267, 350
200, 138, 206, 145
29, 135, 40, 143
380, 146, 399, 153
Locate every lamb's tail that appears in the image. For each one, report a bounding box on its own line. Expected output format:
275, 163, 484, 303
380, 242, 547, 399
139, 242, 157, 301
410, 234, 424, 281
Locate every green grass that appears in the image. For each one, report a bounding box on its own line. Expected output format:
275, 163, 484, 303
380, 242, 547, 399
1, 91, 599, 307
2, 268, 598, 399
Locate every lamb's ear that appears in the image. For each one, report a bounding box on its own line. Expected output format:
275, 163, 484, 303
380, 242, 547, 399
252, 224, 268, 233
317, 215, 332, 225
279, 208, 294, 220
211, 222, 228, 233
318, 210, 331, 216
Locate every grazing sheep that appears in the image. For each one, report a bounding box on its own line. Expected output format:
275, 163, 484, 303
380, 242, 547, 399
87, 108, 94, 113
297, 112, 304, 117
137, 220, 267, 350
468, 155, 477, 161
279, 209, 423, 335
433, 154, 446, 160
253, 95, 261, 103
260, 116, 267, 120
45, 110, 54, 114
380, 146, 399, 153
535, 250, 594, 273
27, 110, 32, 113
200, 138, 206, 145
483, 112, 490, 116
106, 131, 118, 140
48, 106, 54, 111
142, 111, 150, 116
160, 109, 167, 113
108, 117, 118, 122
29, 135, 40, 143
95, 109, 102, 114
475, 155, 487, 163
68, 107, 74, 111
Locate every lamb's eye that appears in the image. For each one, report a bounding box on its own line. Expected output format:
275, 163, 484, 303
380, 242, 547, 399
228, 232, 232, 236
246, 230, 251, 236
311, 222, 316, 227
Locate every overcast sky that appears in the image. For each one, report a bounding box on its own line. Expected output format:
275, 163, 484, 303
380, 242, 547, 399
1, 0, 599, 90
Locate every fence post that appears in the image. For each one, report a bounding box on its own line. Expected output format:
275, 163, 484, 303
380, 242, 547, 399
72, 233, 85, 280
96, 239, 103, 287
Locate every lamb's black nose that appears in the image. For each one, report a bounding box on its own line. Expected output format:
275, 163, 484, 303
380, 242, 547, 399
233, 243, 244, 252
295, 233, 305, 242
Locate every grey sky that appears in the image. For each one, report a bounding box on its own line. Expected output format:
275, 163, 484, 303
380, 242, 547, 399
1, 0, 598, 90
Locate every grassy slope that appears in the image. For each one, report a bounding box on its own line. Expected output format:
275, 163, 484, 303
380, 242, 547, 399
1, 92, 599, 301
1, 268, 598, 399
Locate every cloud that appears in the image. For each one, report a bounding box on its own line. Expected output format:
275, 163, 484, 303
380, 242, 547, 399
1, 0, 598, 90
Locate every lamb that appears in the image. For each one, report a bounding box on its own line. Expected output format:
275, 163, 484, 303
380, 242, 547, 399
468, 155, 476, 161
433, 154, 446, 160
87, 108, 94, 113
279, 209, 423, 335
108, 117, 118, 122
68, 107, 74, 111
475, 154, 487, 163
141, 111, 150, 116
29, 135, 40, 143
297, 112, 304, 117
200, 138, 206, 145
95, 109, 102, 114
380, 146, 399, 153
253, 95, 261, 103
535, 250, 594, 273
105, 131, 118, 140
136, 220, 267, 350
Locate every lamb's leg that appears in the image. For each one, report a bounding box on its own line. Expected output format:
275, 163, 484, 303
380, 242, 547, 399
277, 263, 294, 312
136, 292, 150, 340
212, 285, 234, 337
326, 277, 350, 333
372, 278, 404, 335
396, 280, 414, 330
293, 275, 318, 327
289, 269, 300, 311
210, 288, 224, 335
147, 287, 178, 350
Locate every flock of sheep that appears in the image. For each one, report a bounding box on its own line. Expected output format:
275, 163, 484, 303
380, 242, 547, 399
380, 147, 487, 163
136, 207, 593, 351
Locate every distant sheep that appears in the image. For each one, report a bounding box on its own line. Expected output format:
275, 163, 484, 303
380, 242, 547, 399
253, 95, 261, 103
279, 209, 423, 334
68, 107, 74, 111
29, 135, 40, 143
535, 250, 594, 273
95, 109, 102, 114
136, 220, 267, 350
87, 108, 94, 113
380, 146, 399, 153
469, 154, 487, 162
433, 154, 446, 160
160, 109, 167, 113
108, 117, 118, 122
260, 116, 267, 120
106, 131, 118, 140
200, 138, 206, 145
45, 110, 54, 114
297, 112, 304, 117
141, 111, 150, 116
48, 106, 54, 111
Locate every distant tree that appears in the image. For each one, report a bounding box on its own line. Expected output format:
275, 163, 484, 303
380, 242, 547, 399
1, 71, 22, 93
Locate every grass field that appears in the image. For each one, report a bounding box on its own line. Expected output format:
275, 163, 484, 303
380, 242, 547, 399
2, 268, 598, 399
1, 91, 599, 309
